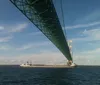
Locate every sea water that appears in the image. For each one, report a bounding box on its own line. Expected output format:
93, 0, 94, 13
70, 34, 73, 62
0, 65, 100, 85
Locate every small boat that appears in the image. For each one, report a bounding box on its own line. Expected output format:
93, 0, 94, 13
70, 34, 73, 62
20, 61, 32, 67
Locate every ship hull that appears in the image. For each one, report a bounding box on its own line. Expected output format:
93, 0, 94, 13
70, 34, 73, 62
20, 65, 76, 68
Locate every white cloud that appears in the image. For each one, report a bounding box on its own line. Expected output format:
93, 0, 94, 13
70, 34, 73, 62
72, 46, 100, 65
66, 21, 100, 29
70, 28, 100, 65
0, 23, 28, 43
81, 48, 100, 55
0, 23, 28, 35
0, 44, 14, 51
0, 46, 9, 50
0, 26, 4, 30
17, 52, 65, 64
72, 28, 100, 42
0, 36, 13, 42
17, 41, 52, 50
8, 23, 28, 33
0, 51, 67, 65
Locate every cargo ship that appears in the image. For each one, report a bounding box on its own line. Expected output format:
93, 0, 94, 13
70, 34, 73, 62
20, 61, 76, 68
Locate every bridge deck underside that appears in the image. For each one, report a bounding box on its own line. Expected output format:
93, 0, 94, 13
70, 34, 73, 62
10, 0, 72, 60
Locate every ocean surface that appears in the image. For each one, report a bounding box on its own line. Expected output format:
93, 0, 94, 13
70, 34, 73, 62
0, 66, 100, 85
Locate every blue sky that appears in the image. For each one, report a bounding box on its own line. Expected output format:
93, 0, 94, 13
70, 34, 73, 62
0, 0, 100, 65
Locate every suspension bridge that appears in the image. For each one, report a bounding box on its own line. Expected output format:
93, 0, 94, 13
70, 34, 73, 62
9, 0, 73, 65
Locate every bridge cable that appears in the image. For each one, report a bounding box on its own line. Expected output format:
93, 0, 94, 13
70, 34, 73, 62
60, 0, 67, 40
60, 0, 73, 61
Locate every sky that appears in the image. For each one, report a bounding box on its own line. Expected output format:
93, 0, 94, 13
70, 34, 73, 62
0, 0, 100, 65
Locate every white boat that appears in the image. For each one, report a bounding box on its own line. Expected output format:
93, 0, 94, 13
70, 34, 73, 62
20, 64, 30, 67
20, 61, 32, 67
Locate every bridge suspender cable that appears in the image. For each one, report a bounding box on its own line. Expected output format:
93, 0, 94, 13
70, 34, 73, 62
60, 0, 73, 61
60, 0, 67, 40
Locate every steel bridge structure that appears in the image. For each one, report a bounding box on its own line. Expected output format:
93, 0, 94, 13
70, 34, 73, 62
9, 0, 72, 61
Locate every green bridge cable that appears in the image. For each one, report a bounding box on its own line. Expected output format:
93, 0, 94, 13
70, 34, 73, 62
60, 0, 67, 39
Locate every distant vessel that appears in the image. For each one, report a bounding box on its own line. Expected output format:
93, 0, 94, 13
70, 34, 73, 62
20, 61, 32, 67
20, 63, 30, 67
20, 61, 76, 68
